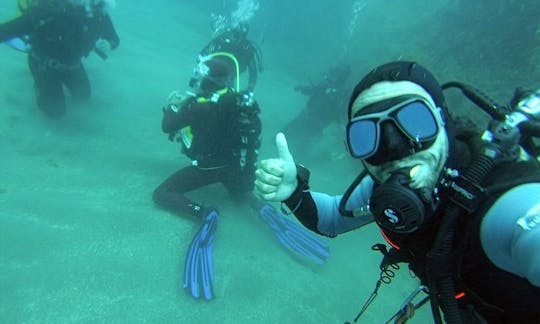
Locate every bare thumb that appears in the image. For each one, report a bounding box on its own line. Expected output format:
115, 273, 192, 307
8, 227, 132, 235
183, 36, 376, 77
275, 132, 294, 164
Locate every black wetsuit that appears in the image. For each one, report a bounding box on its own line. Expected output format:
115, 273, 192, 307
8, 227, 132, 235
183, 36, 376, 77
283, 81, 348, 157
0, 4, 119, 118
153, 89, 261, 217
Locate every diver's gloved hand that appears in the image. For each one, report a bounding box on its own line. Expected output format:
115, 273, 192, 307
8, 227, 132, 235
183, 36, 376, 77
94, 38, 112, 59
255, 133, 298, 202
166, 90, 187, 106
96, 39, 111, 52
162, 104, 180, 140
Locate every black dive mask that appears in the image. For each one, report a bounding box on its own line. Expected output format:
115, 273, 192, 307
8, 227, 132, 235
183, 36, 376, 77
370, 169, 438, 234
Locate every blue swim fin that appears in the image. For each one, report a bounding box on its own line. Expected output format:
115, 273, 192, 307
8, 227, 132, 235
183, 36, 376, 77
5, 37, 30, 53
183, 209, 218, 300
259, 204, 330, 265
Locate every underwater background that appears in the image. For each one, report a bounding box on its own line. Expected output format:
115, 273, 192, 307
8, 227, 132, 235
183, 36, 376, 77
1, 0, 539, 323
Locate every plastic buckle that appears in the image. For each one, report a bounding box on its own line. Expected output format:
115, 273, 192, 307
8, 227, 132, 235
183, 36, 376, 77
446, 175, 485, 213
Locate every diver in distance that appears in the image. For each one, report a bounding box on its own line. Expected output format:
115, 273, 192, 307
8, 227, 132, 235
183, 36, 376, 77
0, 0, 120, 118
284, 64, 351, 159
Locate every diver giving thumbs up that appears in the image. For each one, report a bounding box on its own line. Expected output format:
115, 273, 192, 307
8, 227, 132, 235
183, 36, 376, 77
254, 133, 299, 202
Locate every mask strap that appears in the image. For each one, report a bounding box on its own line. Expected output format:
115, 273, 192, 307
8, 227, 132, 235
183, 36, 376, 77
435, 106, 446, 127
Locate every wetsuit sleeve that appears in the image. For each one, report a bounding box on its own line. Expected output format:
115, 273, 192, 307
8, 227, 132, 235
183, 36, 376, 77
161, 101, 194, 134
284, 176, 374, 237
480, 183, 540, 287
0, 15, 33, 43
99, 14, 119, 49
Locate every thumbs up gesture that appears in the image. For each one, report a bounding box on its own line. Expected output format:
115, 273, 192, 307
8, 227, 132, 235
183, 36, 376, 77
255, 133, 298, 201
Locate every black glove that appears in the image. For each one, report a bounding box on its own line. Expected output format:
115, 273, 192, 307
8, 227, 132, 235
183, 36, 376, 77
163, 104, 179, 114
161, 104, 180, 137
167, 131, 177, 142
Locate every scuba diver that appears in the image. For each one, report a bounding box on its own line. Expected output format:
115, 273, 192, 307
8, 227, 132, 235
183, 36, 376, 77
283, 64, 351, 158
199, 23, 262, 92
254, 61, 540, 323
0, 0, 120, 118
153, 55, 329, 301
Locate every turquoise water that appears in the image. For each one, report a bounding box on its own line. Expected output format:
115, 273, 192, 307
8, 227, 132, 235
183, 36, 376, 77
1, 1, 538, 323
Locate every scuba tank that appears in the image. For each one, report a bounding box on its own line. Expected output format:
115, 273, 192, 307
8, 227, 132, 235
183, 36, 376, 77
235, 92, 261, 171
424, 82, 540, 324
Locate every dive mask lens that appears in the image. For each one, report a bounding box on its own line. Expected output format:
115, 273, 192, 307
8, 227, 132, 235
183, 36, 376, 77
395, 101, 438, 140
346, 119, 378, 158
346, 97, 439, 159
